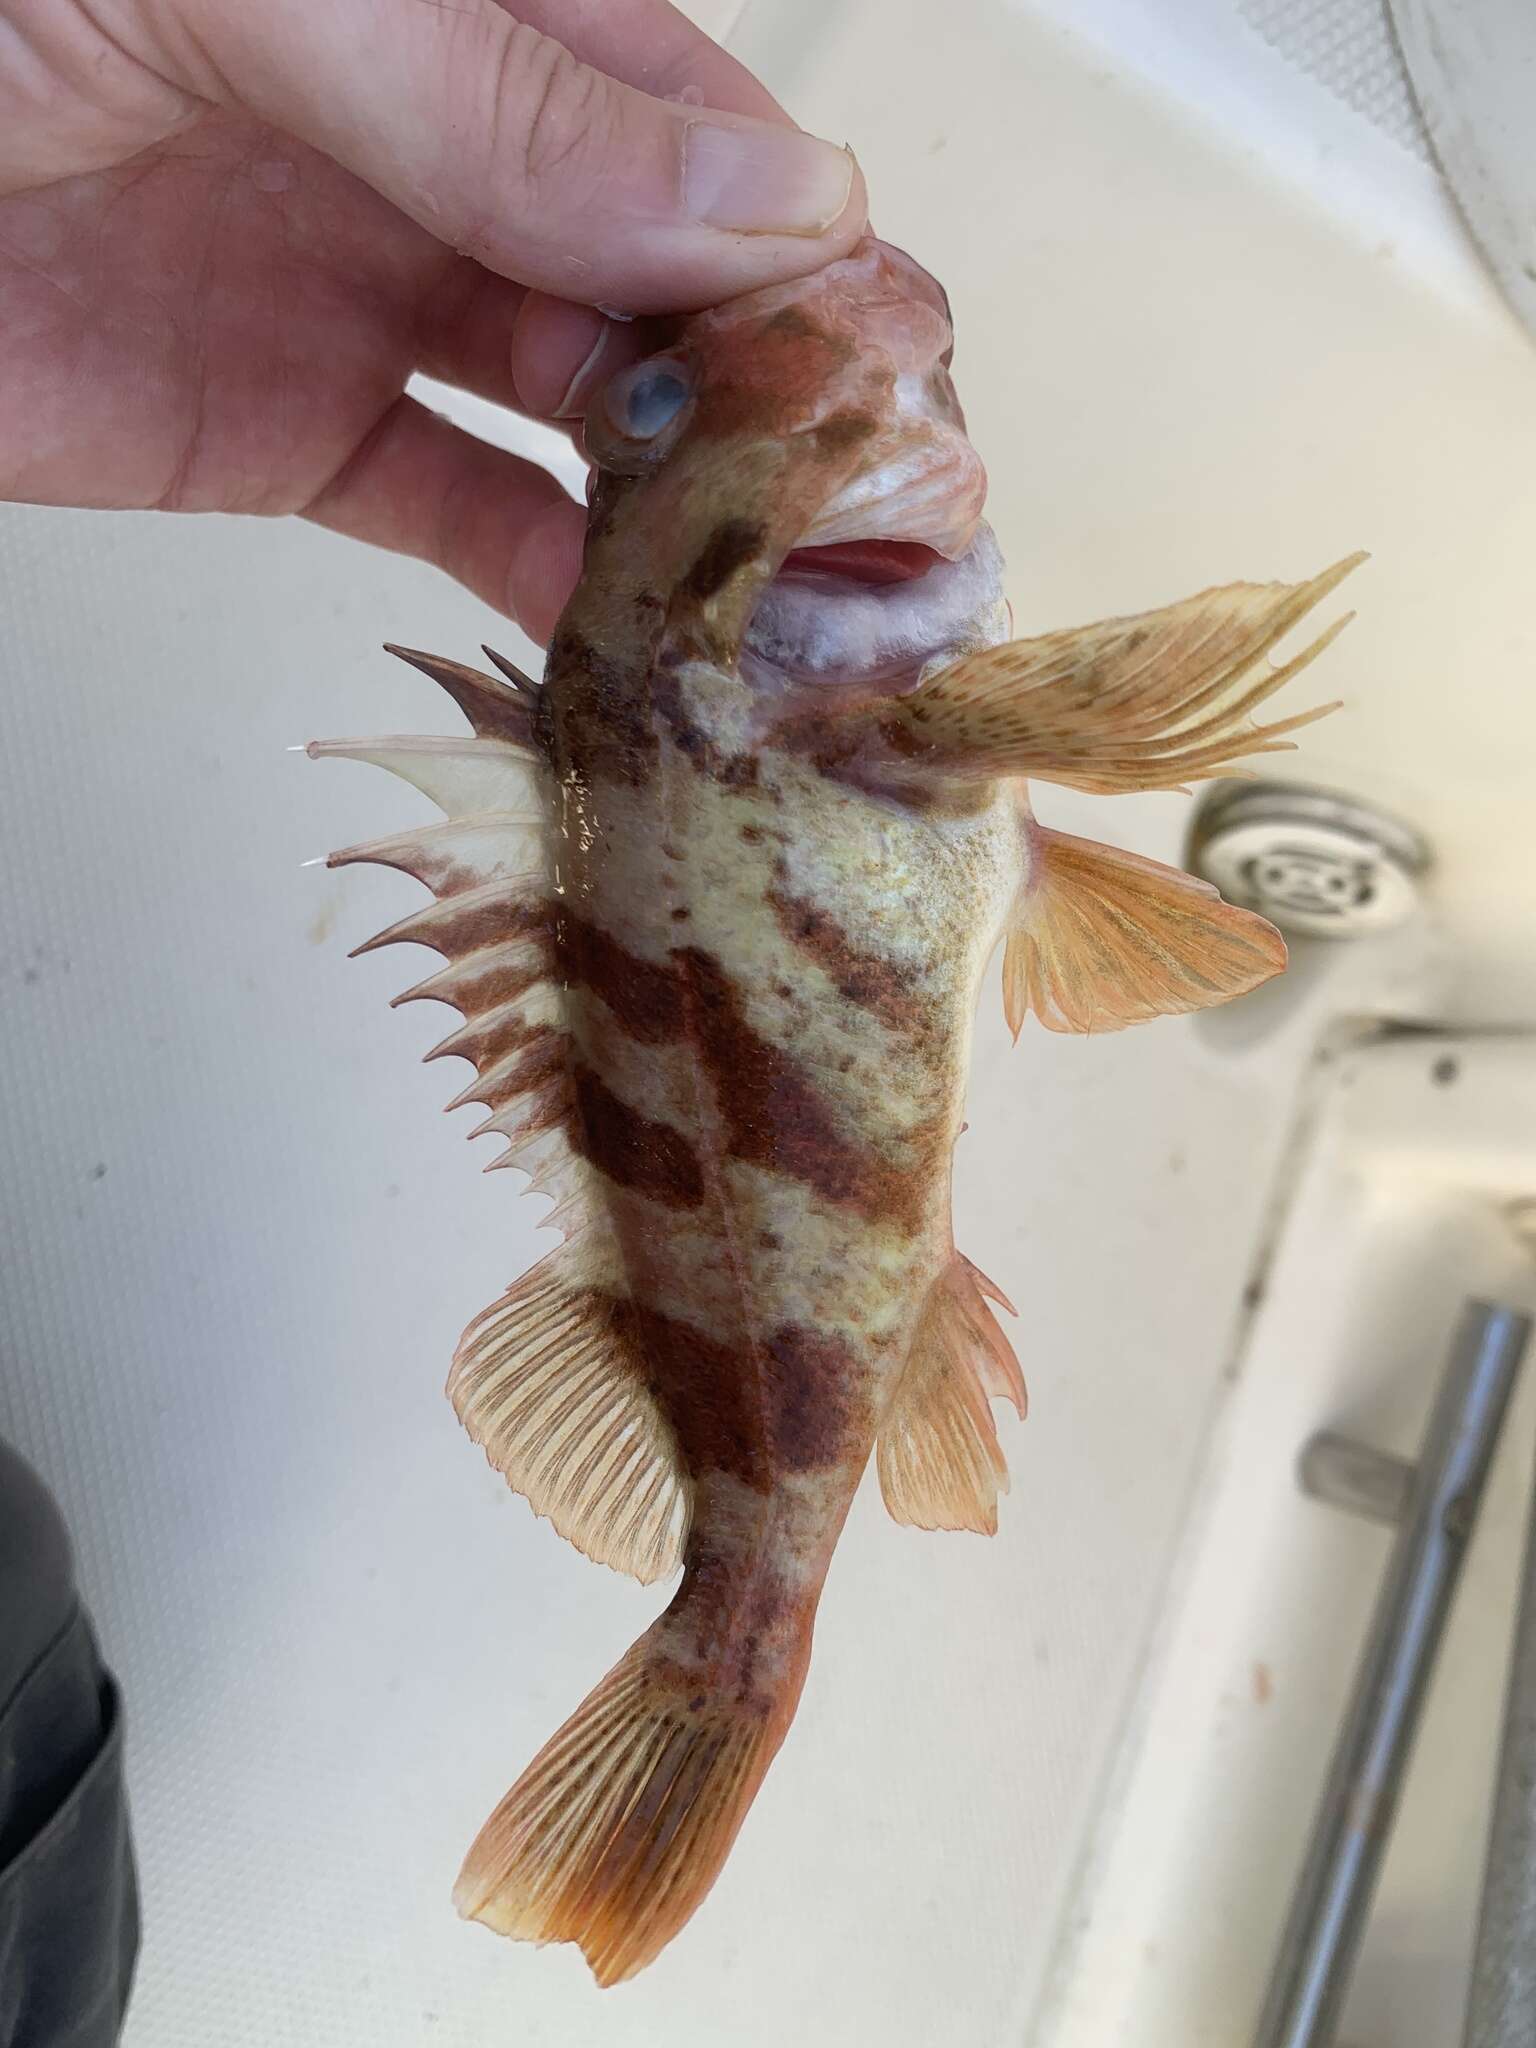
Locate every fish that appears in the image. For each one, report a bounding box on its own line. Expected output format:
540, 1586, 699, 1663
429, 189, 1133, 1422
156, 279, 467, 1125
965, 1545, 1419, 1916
308, 234, 1358, 1986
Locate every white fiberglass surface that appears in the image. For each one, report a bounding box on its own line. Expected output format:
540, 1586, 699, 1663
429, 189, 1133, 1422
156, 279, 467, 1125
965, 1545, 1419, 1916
2, 4, 1533, 2043
1037, 1035, 1536, 2046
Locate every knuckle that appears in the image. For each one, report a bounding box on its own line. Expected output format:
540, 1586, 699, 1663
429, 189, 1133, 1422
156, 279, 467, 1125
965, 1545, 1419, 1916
443, 20, 616, 266
493, 22, 611, 201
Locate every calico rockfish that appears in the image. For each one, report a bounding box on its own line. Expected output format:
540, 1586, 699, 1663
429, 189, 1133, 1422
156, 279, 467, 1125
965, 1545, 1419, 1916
310, 236, 1357, 1984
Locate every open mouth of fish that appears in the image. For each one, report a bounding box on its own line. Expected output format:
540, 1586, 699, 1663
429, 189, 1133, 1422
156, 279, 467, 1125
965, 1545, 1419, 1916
742, 525, 1009, 693
777, 537, 943, 584
751, 367, 1007, 687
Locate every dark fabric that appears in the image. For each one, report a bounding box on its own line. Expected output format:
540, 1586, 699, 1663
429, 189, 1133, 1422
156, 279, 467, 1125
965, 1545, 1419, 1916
0, 1444, 138, 2047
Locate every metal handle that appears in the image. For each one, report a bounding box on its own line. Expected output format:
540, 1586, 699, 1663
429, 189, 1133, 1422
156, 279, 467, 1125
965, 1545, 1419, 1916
1254, 1301, 1530, 2048
1463, 1424, 1536, 2046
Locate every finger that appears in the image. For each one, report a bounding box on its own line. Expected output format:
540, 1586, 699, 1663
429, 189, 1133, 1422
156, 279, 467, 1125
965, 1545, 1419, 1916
304, 397, 585, 645
156, 0, 867, 312
412, 261, 650, 444
504, 1, 787, 123
510, 295, 658, 420
414, 261, 530, 414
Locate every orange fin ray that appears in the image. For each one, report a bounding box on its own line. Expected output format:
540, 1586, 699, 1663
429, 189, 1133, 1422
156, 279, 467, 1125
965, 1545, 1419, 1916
449, 1251, 690, 1584
456, 1630, 790, 1987
891, 553, 1362, 791
1003, 829, 1286, 1036
877, 1254, 1026, 1536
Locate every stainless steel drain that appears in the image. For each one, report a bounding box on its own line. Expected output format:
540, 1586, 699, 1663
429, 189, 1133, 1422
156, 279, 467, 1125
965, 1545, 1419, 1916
1187, 783, 1431, 938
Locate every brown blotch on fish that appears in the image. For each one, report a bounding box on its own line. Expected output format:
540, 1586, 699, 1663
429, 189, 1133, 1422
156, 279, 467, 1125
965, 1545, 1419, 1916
569, 1065, 705, 1209
546, 631, 659, 784
582, 470, 641, 547
678, 520, 768, 604
668, 1543, 808, 1711
767, 886, 929, 1036
606, 1302, 868, 1499
559, 915, 687, 1045
764, 1324, 864, 1470
813, 410, 878, 458
607, 1297, 770, 1488
677, 946, 938, 1233
760, 306, 820, 341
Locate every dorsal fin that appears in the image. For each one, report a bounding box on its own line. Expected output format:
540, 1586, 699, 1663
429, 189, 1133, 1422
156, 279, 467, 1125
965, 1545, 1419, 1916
310, 645, 691, 1582
481, 643, 539, 692
308, 691, 568, 1201
449, 1246, 690, 1582
383, 644, 540, 749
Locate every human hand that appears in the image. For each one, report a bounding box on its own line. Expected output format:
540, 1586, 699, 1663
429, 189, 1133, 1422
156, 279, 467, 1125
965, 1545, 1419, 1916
0, 1, 867, 642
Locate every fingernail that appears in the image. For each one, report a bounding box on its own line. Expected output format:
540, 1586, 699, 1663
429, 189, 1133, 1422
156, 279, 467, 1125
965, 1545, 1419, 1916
553, 315, 612, 419
682, 121, 855, 237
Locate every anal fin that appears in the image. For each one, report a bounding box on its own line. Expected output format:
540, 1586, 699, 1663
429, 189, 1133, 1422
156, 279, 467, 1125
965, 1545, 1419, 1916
1004, 829, 1285, 1036
877, 1255, 1025, 1536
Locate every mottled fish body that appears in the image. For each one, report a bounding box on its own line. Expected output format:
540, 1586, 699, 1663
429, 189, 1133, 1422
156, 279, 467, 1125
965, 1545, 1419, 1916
311, 237, 1357, 1984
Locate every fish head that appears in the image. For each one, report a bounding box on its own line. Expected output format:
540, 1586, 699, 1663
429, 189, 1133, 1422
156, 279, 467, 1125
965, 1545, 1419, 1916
576, 237, 1009, 695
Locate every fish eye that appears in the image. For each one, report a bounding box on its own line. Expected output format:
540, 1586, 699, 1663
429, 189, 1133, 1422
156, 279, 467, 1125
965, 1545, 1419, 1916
604, 358, 692, 442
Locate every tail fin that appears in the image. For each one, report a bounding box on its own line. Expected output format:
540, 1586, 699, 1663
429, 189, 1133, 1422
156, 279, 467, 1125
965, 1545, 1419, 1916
454, 1622, 798, 1985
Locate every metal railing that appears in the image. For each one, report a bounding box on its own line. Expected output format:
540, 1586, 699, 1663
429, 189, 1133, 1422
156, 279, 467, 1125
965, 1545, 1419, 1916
1252, 1301, 1533, 2048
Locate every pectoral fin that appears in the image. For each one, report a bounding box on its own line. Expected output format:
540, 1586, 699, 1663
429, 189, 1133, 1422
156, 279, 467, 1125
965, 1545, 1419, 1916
892, 555, 1362, 791
1003, 829, 1285, 1036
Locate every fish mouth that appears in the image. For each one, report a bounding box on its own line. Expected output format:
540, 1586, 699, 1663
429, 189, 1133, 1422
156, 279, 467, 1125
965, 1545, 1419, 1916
775, 539, 948, 588
743, 524, 1008, 691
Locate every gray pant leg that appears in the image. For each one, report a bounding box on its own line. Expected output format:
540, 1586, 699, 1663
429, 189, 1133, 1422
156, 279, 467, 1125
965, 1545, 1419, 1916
0, 1442, 138, 2047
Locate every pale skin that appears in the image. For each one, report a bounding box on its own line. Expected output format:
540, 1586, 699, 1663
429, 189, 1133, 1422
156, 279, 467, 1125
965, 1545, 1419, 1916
0, 0, 868, 644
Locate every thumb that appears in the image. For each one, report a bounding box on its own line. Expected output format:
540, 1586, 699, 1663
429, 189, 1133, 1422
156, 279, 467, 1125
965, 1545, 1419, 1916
162, 0, 867, 311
